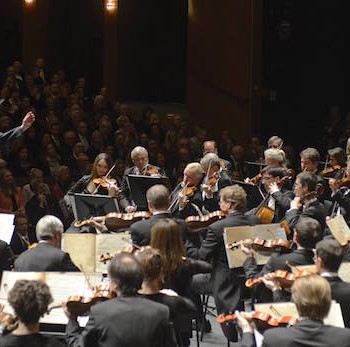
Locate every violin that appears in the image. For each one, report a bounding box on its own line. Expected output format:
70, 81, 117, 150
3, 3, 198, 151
93, 176, 118, 189
245, 269, 313, 289
227, 238, 295, 253
185, 210, 227, 231
217, 311, 297, 333
142, 164, 160, 176
321, 165, 341, 178
66, 281, 115, 316
329, 177, 350, 189
178, 185, 197, 209
74, 211, 151, 230
250, 172, 262, 185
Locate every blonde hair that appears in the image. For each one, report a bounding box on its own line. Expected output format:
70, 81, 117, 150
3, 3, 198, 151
292, 275, 331, 320
220, 185, 247, 211
264, 148, 286, 165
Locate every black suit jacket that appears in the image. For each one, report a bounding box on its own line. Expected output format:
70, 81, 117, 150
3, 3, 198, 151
0, 126, 21, 145
187, 212, 259, 313
261, 319, 350, 347
244, 248, 315, 303
169, 182, 204, 219
120, 165, 165, 206
14, 242, 80, 272
271, 188, 294, 222
0, 240, 14, 282
285, 198, 326, 237
324, 275, 350, 328
66, 295, 176, 347
130, 212, 187, 246
203, 171, 232, 213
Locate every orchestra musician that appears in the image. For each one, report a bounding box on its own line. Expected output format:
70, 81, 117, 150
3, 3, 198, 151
14, 215, 79, 272
314, 239, 350, 327
120, 146, 165, 212
242, 218, 322, 303
267, 135, 283, 149
186, 185, 259, 342
202, 140, 232, 173
299, 147, 329, 200
0, 280, 64, 347
130, 184, 188, 247
67, 152, 129, 215
64, 252, 176, 347
286, 172, 327, 237
135, 246, 197, 346
258, 167, 294, 223
169, 162, 205, 219
200, 153, 232, 212
238, 275, 350, 347
326, 147, 347, 179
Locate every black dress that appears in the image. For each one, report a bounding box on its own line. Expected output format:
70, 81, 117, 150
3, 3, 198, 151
0, 333, 64, 347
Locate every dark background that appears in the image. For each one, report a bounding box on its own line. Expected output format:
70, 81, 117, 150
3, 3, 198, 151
1, 0, 350, 148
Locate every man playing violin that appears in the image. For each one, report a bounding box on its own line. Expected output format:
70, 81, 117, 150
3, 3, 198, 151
65, 252, 176, 347
242, 217, 322, 303
169, 162, 205, 219
326, 147, 347, 179
286, 172, 327, 237
259, 167, 294, 223
120, 146, 165, 212
237, 275, 350, 347
200, 153, 232, 212
299, 147, 329, 201
202, 140, 232, 174
186, 185, 259, 342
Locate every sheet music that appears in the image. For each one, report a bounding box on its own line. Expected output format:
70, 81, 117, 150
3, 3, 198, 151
62, 234, 96, 272
326, 214, 350, 246
0, 271, 102, 326
255, 301, 344, 328
0, 213, 15, 244
224, 223, 286, 268
95, 232, 132, 273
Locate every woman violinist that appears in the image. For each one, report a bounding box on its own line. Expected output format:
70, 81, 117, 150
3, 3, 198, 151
323, 147, 347, 179
67, 153, 129, 229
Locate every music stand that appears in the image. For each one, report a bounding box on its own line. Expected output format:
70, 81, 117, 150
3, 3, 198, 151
231, 180, 264, 210
126, 175, 171, 211
72, 193, 120, 220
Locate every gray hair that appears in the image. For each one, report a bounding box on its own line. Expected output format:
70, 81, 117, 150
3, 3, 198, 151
264, 148, 286, 164
36, 215, 64, 241
131, 146, 148, 159
200, 153, 220, 170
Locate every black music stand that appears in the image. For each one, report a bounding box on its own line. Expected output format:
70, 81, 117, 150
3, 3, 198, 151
72, 193, 120, 220
231, 180, 264, 210
126, 175, 171, 211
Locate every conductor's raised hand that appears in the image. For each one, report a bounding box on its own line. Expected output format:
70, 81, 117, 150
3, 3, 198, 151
20, 111, 35, 133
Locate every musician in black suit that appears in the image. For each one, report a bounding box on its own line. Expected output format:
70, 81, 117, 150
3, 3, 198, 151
65, 252, 176, 347
202, 140, 232, 173
243, 217, 322, 302
286, 172, 327, 237
169, 162, 205, 219
200, 153, 232, 212
14, 215, 79, 272
315, 239, 350, 328
260, 167, 294, 222
187, 185, 259, 341
0, 240, 14, 282
299, 147, 330, 201
120, 146, 165, 212
130, 184, 187, 246
0, 110, 35, 145
238, 275, 350, 347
